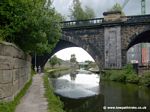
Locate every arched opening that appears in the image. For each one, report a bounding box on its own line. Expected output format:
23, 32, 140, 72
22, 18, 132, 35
127, 30, 150, 50
127, 30, 150, 67
46, 47, 101, 105
33, 39, 102, 71
45, 47, 99, 72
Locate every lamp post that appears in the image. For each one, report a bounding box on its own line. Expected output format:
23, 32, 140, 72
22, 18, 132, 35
34, 52, 37, 73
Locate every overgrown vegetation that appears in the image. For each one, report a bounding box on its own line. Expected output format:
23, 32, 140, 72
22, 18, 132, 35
0, 0, 62, 54
139, 72, 150, 87
101, 64, 150, 87
0, 70, 34, 112
43, 74, 65, 112
70, 0, 95, 20
108, 3, 125, 16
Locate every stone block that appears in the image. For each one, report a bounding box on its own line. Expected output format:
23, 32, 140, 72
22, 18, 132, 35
0, 88, 4, 99
0, 70, 13, 83
0, 42, 25, 59
18, 75, 27, 90
0, 83, 13, 99
0, 56, 13, 70
13, 80, 19, 96
13, 58, 26, 69
3, 45, 17, 57
13, 69, 20, 81
0, 44, 5, 56
103, 11, 122, 22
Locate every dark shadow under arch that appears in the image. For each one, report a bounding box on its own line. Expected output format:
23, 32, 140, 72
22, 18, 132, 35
127, 30, 150, 50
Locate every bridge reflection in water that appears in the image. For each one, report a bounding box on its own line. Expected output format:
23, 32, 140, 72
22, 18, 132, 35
49, 69, 150, 112
50, 70, 104, 112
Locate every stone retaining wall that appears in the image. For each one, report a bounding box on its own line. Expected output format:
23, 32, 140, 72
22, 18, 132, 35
0, 42, 31, 101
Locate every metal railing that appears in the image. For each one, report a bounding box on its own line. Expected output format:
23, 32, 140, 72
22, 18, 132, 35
61, 14, 150, 28
61, 18, 104, 28
125, 14, 150, 23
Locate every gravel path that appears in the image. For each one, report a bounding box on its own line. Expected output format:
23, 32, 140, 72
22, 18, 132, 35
15, 74, 48, 112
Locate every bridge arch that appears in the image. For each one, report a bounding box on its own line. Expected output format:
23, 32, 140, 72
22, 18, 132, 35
34, 38, 102, 70
127, 29, 150, 50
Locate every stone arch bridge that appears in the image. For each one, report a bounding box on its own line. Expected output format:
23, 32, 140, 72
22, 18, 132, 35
33, 12, 150, 70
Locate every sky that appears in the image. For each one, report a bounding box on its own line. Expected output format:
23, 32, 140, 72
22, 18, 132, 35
52, 0, 150, 62
55, 47, 94, 62
53, 0, 150, 19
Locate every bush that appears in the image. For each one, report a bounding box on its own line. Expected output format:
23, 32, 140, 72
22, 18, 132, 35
101, 70, 111, 80
139, 72, 150, 87
126, 74, 139, 84
109, 70, 126, 82
101, 64, 150, 88
124, 64, 135, 74
101, 64, 139, 83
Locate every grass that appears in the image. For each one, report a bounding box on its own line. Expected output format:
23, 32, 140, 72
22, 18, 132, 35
0, 77, 32, 112
46, 67, 69, 73
43, 74, 65, 112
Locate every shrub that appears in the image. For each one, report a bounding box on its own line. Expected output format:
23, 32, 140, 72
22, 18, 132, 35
126, 74, 139, 84
101, 64, 139, 83
101, 70, 111, 80
109, 70, 126, 82
124, 64, 135, 74
139, 72, 150, 87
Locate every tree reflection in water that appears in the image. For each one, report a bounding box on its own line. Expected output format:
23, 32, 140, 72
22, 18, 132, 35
70, 70, 77, 81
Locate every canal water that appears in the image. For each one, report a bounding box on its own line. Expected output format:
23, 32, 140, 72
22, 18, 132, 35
49, 70, 150, 112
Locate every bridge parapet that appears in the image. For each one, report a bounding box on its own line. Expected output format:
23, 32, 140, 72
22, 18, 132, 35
61, 14, 150, 28
62, 18, 104, 28
125, 15, 150, 23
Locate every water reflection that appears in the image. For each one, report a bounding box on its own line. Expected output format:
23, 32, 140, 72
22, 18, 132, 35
60, 94, 104, 112
101, 81, 150, 112
52, 72, 100, 99
49, 70, 150, 112
70, 71, 77, 81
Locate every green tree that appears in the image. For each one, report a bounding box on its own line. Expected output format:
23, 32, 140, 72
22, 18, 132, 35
109, 3, 125, 15
0, 0, 62, 54
70, 0, 95, 20
85, 6, 95, 19
49, 55, 60, 68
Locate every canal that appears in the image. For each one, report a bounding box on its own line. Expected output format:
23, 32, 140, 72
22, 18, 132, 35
49, 70, 150, 112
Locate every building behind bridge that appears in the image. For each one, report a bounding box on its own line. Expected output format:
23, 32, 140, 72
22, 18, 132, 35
127, 43, 150, 66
